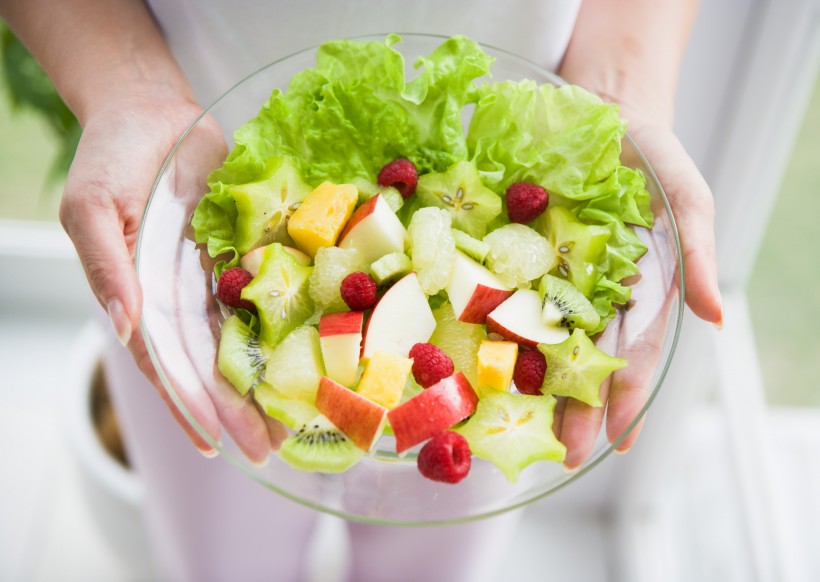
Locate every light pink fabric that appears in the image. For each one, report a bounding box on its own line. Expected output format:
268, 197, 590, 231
108, 3, 580, 578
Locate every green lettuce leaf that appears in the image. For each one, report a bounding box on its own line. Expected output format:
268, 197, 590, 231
467, 81, 626, 197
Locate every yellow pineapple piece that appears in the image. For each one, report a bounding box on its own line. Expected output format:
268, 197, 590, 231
477, 340, 518, 394
287, 181, 358, 257
356, 352, 412, 409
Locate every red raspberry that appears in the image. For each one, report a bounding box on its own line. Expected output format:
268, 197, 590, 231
377, 158, 418, 199
340, 271, 378, 311
506, 182, 549, 224
217, 267, 256, 311
417, 431, 472, 484
514, 350, 547, 395
409, 343, 455, 388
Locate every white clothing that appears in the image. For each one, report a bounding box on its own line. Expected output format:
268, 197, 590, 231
146, 0, 581, 105
111, 2, 581, 580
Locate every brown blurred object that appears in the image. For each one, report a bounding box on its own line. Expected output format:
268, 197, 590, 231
89, 363, 130, 468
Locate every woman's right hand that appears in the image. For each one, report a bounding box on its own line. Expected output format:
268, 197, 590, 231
61, 90, 286, 462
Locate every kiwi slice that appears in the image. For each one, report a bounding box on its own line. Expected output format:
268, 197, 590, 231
537, 206, 610, 298
456, 392, 566, 483
241, 243, 314, 347
370, 252, 413, 286
538, 328, 627, 407
278, 414, 365, 473
230, 157, 313, 254
452, 228, 490, 264
538, 274, 601, 332
217, 315, 271, 396
254, 383, 320, 430
416, 161, 502, 239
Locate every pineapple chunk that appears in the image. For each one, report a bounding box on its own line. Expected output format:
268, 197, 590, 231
356, 352, 412, 409
477, 340, 518, 394
287, 182, 358, 257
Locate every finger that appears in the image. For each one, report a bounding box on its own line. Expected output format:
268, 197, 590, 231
256, 402, 289, 452
139, 304, 223, 454
210, 373, 274, 465
605, 272, 676, 452
632, 127, 723, 325
129, 329, 220, 456
559, 313, 621, 469
552, 396, 568, 441
60, 191, 142, 346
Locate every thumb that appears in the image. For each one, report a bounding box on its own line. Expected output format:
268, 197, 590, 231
61, 191, 142, 346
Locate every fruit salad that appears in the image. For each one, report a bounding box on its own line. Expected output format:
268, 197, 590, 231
191, 35, 653, 484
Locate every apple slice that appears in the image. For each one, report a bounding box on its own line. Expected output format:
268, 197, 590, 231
387, 372, 479, 453
362, 273, 436, 358
486, 289, 569, 349
338, 194, 407, 264
446, 252, 513, 324
315, 376, 387, 451
240, 244, 311, 276
319, 311, 364, 387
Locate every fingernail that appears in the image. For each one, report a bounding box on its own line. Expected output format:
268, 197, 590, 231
250, 454, 270, 468
614, 446, 630, 455
198, 447, 219, 459
563, 463, 581, 474
107, 299, 132, 346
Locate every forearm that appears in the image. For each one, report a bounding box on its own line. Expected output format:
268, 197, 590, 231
0, 0, 193, 126
559, 0, 700, 127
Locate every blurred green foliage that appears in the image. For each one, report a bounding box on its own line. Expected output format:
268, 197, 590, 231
0, 22, 80, 185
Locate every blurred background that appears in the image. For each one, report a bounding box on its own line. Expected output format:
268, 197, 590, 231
1, 2, 819, 581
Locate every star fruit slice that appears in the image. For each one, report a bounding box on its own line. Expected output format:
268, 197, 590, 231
538, 328, 627, 407
456, 391, 566, 483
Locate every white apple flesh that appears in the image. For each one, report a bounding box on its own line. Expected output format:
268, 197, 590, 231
319, 311, 364, 387
387, 372, 479, 453
362, 273, 436, 358
446, 252, 513, 324
486, 289, 569, 349
337, 194, 407, 264
315, 376, 387, 451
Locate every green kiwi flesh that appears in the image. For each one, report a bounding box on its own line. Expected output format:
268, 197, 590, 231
416, 161, 502, 239
279, 414, 364, 473
229, 158, 312, 254
538, 274, 601, 332
217, 315, 270, 396
370, 252, 413, 285
452, 228, 490, 264
254, 383, 320, 430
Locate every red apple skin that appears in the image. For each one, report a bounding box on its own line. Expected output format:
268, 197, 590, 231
319, 311, 364, 337
338, 194, 379, 243
486, 316, 539, 349
315, 376, 387, 451
387, 372, 479, 453
457, 285, 514, 324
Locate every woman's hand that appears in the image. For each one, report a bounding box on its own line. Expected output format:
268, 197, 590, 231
555, 0, 722, 468
60, 92, 284, 462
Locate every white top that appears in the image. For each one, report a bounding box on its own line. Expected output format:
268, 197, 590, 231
146, 0, 581, 105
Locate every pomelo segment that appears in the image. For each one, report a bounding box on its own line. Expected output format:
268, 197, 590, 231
407, 207, 456, 296
456, 392, 566, 483
429, 302, 485, 388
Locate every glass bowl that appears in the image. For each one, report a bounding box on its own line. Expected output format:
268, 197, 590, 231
136, 34, 684, 525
